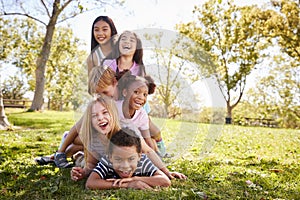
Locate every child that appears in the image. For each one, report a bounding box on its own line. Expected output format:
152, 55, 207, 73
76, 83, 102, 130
103, 30, 168, 157
35, 66, 118, 168
71, 95, 187, 181
87, 16, 118, 75
86, 127, 171, 190
102, 30, 146, 77
116, 72, 158, 152
35, 15, 118, 167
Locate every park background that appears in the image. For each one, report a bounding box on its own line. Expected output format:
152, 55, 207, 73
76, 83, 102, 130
0, 0, 299, 199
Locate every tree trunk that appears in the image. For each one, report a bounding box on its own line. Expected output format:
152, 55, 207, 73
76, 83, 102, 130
29, 1, 60, 111
226, 102, 232, 124
0, 89, 10, 130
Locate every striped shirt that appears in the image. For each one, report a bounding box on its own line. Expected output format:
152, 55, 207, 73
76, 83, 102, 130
93, 154, 157, 179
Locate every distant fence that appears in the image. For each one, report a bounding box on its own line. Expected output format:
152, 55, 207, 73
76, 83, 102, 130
3, 99, 32, 109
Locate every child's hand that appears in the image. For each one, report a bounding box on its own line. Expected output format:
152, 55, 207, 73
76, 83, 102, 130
107, 177, 133, 187
127, 180, 152, 190
71, 167, 85, 181
168, 171, 187, 180
107, 178, 152, 190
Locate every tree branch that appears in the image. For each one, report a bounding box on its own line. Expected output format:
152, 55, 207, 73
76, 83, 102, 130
40, 0, 50, 17
2, 12, 46, 26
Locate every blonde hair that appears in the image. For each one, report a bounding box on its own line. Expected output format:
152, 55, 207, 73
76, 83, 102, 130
79, 95, 120, 162
88, 66, 116, 95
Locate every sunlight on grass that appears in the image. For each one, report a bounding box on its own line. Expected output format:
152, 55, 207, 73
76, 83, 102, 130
0, 111, 299, 199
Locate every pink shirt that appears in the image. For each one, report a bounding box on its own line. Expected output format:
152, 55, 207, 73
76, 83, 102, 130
102, 59, 140, 76
115, 100, 149, 131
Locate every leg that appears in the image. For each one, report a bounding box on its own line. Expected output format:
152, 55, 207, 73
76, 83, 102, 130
149, 117, 167, 157
57, 117, 83, 153
54, 118, 83, 168
65, 135, 83, 157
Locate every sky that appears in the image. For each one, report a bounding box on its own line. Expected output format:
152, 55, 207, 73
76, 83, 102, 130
71, 0, 266, 51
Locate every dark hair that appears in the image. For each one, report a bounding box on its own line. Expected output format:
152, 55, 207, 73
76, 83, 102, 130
117, 72, 156, 99
108, 128, 141, 155
91, 16, 118, 51
144, 75, 156, 95
105, 31, 146, 76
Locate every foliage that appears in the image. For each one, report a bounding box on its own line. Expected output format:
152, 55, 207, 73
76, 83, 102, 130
0, 17, 88, 111
243, 55, 299, 129
44, 26, 88, 111
0, 18, 17, 60
0, 109, 299, 199
177, 0, 267, 121
0, 0, 124, 111
220, 0, 300, 129
143, 32, 199, 118
261, 0, 300, 63
1, 70, 28, 100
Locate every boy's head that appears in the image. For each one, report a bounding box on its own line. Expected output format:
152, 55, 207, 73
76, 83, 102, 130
88, 66, 117, 97
108, 128, 142, 178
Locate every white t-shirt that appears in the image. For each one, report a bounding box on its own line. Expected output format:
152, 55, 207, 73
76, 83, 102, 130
115, 100, 149, 133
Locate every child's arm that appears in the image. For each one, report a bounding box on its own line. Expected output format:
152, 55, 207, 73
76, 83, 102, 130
140, 129, 157, 151
71, 151, 98, 181
86, 172, 119, 189
111, 169, 171, 188
86, 172, 153, 190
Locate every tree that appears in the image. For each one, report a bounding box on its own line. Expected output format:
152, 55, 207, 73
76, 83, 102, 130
45, 27, 87, 111
246, 55, 300, 128
0, 0, 123, 111
262, 0, 300, 63
177, 0, 266, 123
142, 31, 200, 118
2, 17, 87, 111
232, 0, 300, 128
1, 71, 28, 100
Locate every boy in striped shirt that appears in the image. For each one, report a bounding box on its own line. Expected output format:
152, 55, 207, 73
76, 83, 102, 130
86, 127, 171, 190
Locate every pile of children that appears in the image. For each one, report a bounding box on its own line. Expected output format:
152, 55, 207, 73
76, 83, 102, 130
35, 16, 186, 190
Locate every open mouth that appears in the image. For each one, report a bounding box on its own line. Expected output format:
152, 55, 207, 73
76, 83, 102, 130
97, 37, 106, 41
98, 122, 108, 129
122, 45, 131, 50
134, 101, 143, 107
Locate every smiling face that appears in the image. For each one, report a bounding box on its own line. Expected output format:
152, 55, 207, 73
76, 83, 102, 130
123, 81, 148, 112
119, 31, 137, 56
93, 20, 112, 45
110, 145, 140, 178
91, 102, 112, 135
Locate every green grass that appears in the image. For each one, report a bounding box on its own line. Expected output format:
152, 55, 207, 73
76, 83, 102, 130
1, 109, 299, 199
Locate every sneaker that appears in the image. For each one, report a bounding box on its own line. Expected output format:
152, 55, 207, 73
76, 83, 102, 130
156, 140, 166, 157
54, 152, 73, 168
35, 155, 54, 165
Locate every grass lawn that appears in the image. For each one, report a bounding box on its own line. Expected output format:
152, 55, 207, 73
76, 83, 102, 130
0, 109, 299, 199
